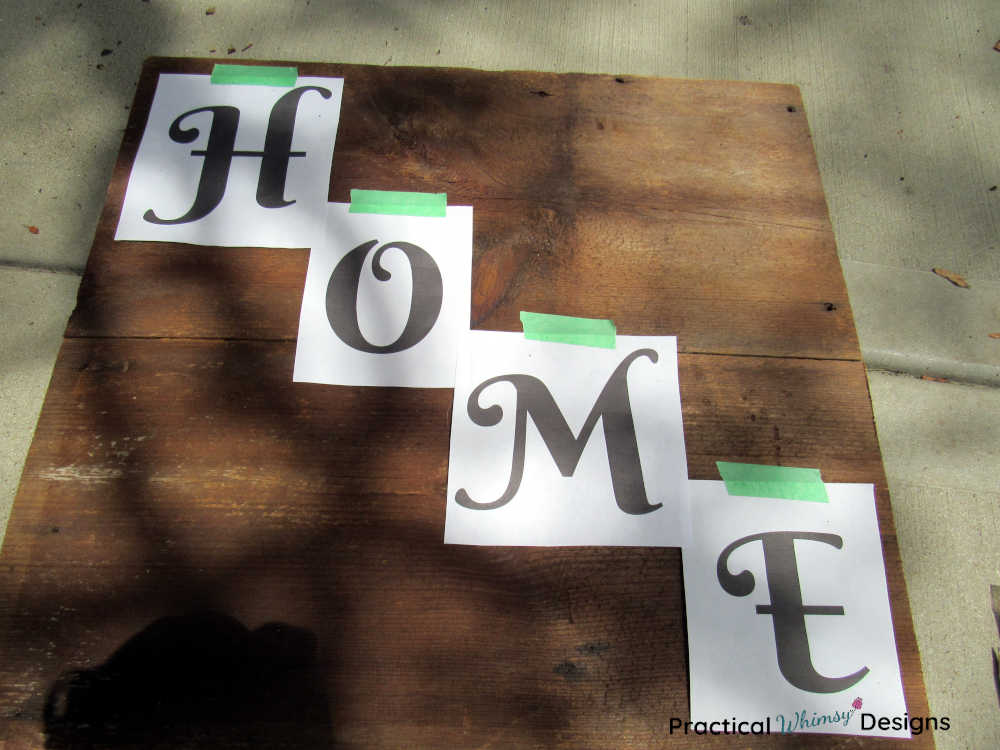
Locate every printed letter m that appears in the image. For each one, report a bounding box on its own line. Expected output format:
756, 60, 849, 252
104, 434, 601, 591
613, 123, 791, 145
455, 348, 661, 515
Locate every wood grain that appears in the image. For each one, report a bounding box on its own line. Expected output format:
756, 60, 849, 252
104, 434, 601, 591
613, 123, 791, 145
71, 58, 856, 359
1, 339, 929, 748
0, 57, 931, 748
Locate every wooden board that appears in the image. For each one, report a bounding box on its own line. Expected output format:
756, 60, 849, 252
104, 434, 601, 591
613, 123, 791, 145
71, 59, 856, 358
0, 58, 931, 748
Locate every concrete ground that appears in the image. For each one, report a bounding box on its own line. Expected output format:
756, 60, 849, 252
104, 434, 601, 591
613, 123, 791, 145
1, 1, 997, 746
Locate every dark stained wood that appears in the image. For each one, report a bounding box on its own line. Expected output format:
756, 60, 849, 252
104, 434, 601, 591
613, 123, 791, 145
70, 59, 856, 359
1, 341, 929, 748
1, 57, 931, 748
70, 202, 856, 359
3, 343, 885, 568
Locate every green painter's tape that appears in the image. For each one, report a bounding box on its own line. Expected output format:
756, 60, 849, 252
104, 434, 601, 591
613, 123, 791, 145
519, 311, 616, 349
349, 190, 447, 217
716, 461, 829, 503
210, 64, 298, 87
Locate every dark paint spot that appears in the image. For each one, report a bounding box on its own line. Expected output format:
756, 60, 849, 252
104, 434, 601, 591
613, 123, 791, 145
100, 48, 112, 56
51, 527, 60, 534
786, 105, 797, 112
554, 661, 584, 681
531, 90, 552, 97
596, 120, 605, 130
575, 642, 610, 656
738, 15, 752, 25
824, 302, 837, 311
990, 185, 997, 191
615, 77, 626, 83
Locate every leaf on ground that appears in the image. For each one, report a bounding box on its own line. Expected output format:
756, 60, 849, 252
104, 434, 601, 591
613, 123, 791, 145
989, 333, 1000, 339
921, 375, 949, 383
994, 39, 1000, 52
26, 225, 39, 234
206, 7, 216, 15
932, 267, 970, 288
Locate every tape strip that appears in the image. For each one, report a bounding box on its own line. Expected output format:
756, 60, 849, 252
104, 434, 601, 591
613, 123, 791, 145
210, 64, 298, 87
716, 461, 829, 503
349, 189, 447, 217
519, 311, 616, 349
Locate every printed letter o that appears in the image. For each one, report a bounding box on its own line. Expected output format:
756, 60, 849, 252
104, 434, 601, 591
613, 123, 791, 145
326, 239, 444, 353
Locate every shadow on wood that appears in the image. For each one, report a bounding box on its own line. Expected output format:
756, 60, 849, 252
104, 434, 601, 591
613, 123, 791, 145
43, 611, 331, 749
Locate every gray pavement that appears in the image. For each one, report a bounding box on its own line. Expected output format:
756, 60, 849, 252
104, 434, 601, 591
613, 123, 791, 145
1, 1, 998, 747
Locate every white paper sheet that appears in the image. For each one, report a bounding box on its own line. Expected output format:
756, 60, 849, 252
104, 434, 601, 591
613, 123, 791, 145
116, 73, 343, 247
683, 480, 909, 739
445, 331, 690, 547
293, 202, 473, 388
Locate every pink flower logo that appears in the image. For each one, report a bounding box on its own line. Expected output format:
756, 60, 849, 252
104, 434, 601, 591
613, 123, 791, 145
852, 697, 863, 710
